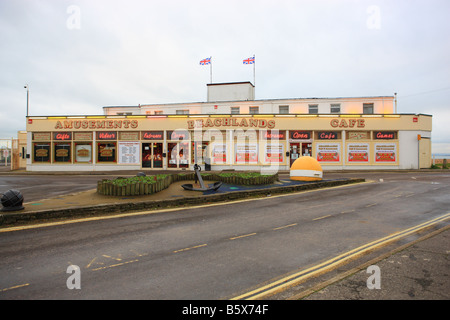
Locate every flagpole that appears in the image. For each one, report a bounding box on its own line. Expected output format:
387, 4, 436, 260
253, 54, 255, 86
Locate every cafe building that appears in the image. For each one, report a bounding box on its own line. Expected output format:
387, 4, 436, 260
25, 82, 432, 172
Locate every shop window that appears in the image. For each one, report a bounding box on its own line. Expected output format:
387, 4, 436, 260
74, 143, 92, 163
97, 142, 117, 162
176, 110, 189, 115
308, 104, 318, 114
54, 143, 71, 163
33, 143, 51, 163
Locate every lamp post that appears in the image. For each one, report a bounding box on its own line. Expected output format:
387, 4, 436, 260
24, 84, 29, 117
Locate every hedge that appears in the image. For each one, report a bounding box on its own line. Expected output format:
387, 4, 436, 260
97, 172, 279, 196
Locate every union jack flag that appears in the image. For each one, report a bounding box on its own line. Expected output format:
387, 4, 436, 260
243, 56, 255, 64
200, 57, 211, 65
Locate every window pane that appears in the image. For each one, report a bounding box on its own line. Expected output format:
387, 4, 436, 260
330, 104, 340, 113
308, 105, 318, 114
279, 105, 289, 114
363, 103, 374, 114
249, 107, 259, 114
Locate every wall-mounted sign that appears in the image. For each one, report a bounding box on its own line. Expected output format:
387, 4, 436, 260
330, 119, 365, 128
261, 130, 286, 140
53, 132, 72, 141
142, 131, 164, 140
96, 131, 117, 140
289, 131, 311, 140
55, 119, 138, 130
73, 132, 93, 141
188, 117, 275, 129
374, 131, 396, 140
317, 131, 339, 140
32, 132, 51, 141
167, 130, 190, 140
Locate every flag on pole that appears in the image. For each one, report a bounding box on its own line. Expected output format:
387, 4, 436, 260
243, 56, 255, 64
200, 57, 211, 65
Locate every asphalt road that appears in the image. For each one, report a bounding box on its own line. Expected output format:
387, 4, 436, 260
0, 171, 449, 300
0, 174, 120, 202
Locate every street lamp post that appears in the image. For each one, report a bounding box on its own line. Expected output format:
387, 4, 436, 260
24, 84, 29, 117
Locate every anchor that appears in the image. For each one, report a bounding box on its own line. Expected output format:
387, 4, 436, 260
181, 164, 222, 192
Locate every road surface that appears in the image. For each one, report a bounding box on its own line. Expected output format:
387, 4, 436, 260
0, 171, 449, 300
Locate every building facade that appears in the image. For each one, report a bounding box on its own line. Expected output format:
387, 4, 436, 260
24, 82, 432, 172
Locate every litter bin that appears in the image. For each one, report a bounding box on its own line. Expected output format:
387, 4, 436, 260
205, 158, 211, 171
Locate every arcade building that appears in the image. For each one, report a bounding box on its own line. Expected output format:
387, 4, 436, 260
24, 82, 432, 172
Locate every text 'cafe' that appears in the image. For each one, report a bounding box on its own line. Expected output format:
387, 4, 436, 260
25, 113, 432, 172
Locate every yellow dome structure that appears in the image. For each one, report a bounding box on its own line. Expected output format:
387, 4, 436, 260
290, 156, 323, 181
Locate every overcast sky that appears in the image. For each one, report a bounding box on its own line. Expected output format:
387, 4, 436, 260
1, 0, 449, 153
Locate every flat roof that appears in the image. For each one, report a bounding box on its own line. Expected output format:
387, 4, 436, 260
103, 95, 395, 109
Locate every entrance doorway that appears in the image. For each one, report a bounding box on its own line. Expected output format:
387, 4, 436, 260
142, 142, 163, 168
289, 142, 312, 166
167, 142, 190, 169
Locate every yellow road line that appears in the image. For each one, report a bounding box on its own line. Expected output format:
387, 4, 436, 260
173, 243, 207, 253
91, 259, 139, 271
102, 254, 122, 261
312, 215, 331, 221
0, 283, 30, 292
231, 212, 450, 300
229, 233, 257, 240
365, 203, 377, 207
273, 223, 298, 230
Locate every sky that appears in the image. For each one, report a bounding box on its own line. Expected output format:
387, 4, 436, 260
1, 0, 449, 153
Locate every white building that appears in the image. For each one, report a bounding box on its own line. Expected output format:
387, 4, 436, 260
25, 82, 432, 172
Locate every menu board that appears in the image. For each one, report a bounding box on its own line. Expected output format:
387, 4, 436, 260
316, 143, 340, 162
347, 143, 369, 163
264, 144, 284, 163
118, 141, 140, 165
374, 143, 397, 163
235, 143, 258, 164
212, 144, 227, 164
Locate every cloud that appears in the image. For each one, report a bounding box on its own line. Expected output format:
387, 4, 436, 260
0, 0, 449, 155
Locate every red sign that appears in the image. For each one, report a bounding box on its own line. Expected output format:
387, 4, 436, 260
290, 131, 311, 140
263, 130, 286, 140
413, 117, 418, 123
53, 132, 72, 141
167, 131, 189, 140
142, 131, 164, 140
96, 131, 117, 140
318, 131, 338, 140
374, 131, 396, 140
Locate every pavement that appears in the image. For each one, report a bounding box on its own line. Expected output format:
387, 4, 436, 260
0, 167, 449, 300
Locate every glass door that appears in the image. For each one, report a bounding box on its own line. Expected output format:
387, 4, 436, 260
142, 142, 163, 168
168, 142, 190, 169
290, 142, 300, 166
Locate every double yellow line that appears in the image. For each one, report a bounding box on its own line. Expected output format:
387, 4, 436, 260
232, 212, 450, 300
